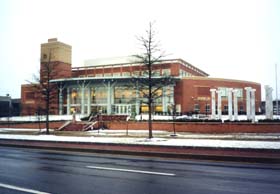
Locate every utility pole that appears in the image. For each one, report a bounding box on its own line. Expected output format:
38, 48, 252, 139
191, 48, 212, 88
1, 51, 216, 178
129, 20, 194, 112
276, 64, 279, 115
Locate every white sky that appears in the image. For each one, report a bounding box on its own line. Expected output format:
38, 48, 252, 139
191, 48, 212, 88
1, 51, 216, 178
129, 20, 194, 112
0, 0, 279, 99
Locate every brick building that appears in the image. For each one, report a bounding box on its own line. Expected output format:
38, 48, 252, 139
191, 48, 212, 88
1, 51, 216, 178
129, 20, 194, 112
21, 39, 261, 116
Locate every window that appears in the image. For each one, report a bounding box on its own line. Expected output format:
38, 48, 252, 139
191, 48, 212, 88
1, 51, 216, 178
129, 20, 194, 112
133, 71, 140, 76
113, 73, 121, 77
218, 87, 228, 97
153, 70, 160, 76
205, 104, 210, 113
234, 88, 243, 98
95, 74, 103, 77
122, 72, 130, 77
162, 69, 171, 76
104, 73, 111, 77
194, 104, 200, 112
224, 105, 228, 112
91, 87, 107, 104
114, 86, 136, 104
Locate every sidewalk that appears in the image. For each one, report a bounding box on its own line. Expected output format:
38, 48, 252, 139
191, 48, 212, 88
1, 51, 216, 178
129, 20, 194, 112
1, 128, 280, 163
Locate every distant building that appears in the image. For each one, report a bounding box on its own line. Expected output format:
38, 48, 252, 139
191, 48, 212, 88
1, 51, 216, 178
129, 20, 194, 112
0, 95, 21, 117
21, 38, 261, 116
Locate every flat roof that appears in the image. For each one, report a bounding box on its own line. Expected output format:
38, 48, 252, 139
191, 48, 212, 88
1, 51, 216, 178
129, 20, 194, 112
182, 76, 261, 85
74, 57, 209, 77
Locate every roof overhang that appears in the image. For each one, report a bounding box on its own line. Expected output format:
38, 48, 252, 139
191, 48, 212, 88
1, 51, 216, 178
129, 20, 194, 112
50, 76, 181, 85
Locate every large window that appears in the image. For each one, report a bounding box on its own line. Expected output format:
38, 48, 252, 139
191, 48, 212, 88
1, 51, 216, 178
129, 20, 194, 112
91, 87, 107, 104
71, 88, 80, 104
114, 86, 136, 104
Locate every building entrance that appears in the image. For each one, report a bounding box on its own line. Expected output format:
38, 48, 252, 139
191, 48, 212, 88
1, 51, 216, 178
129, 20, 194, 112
113, 104, 131, 115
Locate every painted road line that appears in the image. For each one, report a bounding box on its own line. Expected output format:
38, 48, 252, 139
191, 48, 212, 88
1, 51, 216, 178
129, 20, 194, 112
86, 166, 176, 176
0, 183, 51, 194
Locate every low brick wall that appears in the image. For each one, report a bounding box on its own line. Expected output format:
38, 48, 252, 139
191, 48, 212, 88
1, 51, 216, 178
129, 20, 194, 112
0, 121, 65, 129
106, 121, 280, 133
0, 121, 279, 133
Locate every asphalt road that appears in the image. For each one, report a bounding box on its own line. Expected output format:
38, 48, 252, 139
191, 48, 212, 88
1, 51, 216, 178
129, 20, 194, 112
0, 147, 280, 194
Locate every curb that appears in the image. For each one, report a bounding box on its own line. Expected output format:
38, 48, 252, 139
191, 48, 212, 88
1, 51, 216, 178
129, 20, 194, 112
1, 139, 280, 163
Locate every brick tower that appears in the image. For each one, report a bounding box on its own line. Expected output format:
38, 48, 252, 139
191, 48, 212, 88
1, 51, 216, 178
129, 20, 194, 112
21, 38, 72, 116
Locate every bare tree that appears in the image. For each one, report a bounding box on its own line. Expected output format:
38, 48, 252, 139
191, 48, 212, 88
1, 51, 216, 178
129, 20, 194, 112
134, 22, 175, 139
27, 50, 56, 134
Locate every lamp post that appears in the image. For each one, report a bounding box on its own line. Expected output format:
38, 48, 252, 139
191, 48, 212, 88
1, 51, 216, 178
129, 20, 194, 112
171, 103, 177, 137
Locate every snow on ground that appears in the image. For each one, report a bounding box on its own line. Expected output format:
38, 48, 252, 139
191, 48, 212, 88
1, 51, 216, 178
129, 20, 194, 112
0, 133, 280, 150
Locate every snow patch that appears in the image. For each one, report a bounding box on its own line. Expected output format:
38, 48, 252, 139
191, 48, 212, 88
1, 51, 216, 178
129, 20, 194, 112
0, 134, 279, 150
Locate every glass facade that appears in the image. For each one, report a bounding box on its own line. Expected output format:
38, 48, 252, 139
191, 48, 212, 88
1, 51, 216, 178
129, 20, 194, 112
61, 83, 174, 116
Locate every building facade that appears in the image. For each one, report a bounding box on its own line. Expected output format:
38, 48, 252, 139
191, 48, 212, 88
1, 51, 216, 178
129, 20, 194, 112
21, 39, 261, 117
0, 95, 21, 117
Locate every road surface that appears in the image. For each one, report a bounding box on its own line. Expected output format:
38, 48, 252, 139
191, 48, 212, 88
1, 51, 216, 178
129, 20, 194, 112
0, 146, 280, 194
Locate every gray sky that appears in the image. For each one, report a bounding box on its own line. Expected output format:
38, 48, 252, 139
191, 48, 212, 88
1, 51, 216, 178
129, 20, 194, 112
0, 0, 279, 99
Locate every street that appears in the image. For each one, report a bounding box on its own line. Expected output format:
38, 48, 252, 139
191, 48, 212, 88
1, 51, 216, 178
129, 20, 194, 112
0, 146, 280, 194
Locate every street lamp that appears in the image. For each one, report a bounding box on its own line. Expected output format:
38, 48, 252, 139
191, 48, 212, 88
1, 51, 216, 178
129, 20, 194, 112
171, 103, 177, 137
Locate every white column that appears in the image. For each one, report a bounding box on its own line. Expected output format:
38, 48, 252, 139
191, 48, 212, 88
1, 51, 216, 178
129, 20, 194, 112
58, 87, 63, 115
245, 87, 252, 120
216, 90, 222, 120
265, 85, 273, 119
67, 88, 71, 115
210, 89, 216, 119
170, 86, 175, 104
81, 85, 85, 115
250, 89, 256, 123
233, 89, 238, 121
227, 88, 233, 121
107, 81, 111, 115
87, 87, 91, 115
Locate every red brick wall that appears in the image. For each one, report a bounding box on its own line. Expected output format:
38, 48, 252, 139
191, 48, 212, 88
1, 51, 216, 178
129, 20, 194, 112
106, 121, 280, 133
21, 61, 71, 116
175, 77, 261, 114
0, 121, 65, 129
1, 121, 279, 133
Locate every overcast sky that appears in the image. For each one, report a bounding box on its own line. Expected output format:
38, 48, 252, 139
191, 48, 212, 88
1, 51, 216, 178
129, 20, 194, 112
0, 0, 279, 99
